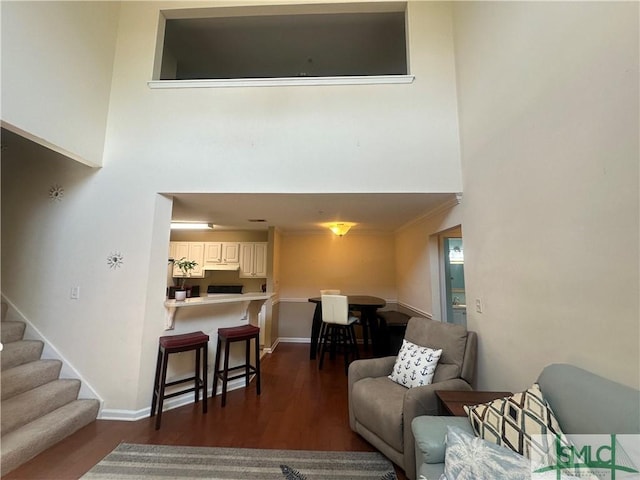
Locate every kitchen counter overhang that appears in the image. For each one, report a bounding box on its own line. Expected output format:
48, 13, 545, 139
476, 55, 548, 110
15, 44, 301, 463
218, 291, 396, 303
164, 292, 273, 330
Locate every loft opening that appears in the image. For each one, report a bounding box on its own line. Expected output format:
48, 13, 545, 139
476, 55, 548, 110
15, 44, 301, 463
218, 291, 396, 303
155, 3, 408, 81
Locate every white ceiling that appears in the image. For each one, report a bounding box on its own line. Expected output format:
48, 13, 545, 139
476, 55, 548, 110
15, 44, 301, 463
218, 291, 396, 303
169, 192, 459, 234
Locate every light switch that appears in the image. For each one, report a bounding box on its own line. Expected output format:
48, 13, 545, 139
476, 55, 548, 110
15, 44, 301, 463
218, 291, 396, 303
70, 286, 80, 300
475, 298, 483, 313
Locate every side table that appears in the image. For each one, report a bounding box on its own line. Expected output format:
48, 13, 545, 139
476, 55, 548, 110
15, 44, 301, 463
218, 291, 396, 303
435, 390, 512, 417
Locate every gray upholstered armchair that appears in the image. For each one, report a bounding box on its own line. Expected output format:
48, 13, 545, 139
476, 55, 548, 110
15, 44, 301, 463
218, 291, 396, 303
348, 317, 477, 480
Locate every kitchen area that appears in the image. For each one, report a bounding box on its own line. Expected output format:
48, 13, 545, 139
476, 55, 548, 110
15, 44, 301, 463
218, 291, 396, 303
168, 228, 269, 297
164, 227, 275, 350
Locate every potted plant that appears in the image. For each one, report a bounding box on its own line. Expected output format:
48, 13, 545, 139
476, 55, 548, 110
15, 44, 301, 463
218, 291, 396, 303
174, 257, 198, 300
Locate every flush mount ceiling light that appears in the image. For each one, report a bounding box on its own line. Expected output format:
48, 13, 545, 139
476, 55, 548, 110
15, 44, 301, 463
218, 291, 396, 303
328, 222, 355, 237
170, 222, 214, 230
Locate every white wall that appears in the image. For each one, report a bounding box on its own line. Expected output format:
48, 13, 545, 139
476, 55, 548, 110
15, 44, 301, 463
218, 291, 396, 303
1, 1, 462, 413
0, 1, 120, 166
453, 2, 640, 389
395, 200, 463, 318
104, 1, 461, 193
1, 132, 149, 412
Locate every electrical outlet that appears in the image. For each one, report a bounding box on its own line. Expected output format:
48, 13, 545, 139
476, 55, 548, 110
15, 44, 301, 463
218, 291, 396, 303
475, 298, 483, 313
70, 286, 80, 300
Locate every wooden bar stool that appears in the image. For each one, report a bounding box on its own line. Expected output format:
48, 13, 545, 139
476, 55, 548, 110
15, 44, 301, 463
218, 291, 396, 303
150, 331, 209, 430
213, 324, 261, 407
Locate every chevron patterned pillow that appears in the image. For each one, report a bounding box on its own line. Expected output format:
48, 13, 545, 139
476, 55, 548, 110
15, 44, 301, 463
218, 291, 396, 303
463, 383, 565, 459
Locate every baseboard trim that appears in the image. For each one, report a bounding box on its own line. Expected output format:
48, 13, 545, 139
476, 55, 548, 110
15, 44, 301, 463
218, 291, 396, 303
98, 377, 247, 421
278, 337, 311, 344
262, 337, 281, 354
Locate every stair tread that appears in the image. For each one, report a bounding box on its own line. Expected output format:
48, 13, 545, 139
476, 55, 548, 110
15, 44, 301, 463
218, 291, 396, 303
2, 379, 81, 435
1, 359, 63, 400
1, 320, 24, 326
1, 320, 26, 343
0, 399, 100, 476
1, 340, 44, 371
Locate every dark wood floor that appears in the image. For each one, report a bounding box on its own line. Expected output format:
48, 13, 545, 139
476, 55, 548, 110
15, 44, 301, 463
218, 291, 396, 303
4, 343, 407, 480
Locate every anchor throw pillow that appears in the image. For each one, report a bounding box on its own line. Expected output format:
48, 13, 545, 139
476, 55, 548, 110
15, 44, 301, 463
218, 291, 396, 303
388, 339, 442, 388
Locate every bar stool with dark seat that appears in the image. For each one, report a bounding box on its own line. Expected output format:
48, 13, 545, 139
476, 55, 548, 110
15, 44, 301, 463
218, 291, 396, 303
150, 330, 209, 430
213, 324, 261, 407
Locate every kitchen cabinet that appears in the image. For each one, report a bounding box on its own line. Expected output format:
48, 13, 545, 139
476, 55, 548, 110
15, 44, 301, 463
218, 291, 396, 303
170, 242, 205, 278
203, 243, 221, 264
239, 243, 267, 278
223, 243, 241, 264
204, 242, 240, 266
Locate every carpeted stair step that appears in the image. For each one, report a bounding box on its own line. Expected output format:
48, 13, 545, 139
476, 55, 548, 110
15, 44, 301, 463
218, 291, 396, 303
1, 379, 81, 435
1, 340, 43, 371
0, 398, 100, 476
1, 359, 63, 400
1, 320, 25, 344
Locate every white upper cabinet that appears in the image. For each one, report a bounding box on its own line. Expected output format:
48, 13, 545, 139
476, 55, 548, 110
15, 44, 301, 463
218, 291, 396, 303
204, 242, 222, 264
239, 242, 267, 278
170, 242, 205, 278
221, 243, 240, 264
172, 241, 266, 277
204, 242, 240, 267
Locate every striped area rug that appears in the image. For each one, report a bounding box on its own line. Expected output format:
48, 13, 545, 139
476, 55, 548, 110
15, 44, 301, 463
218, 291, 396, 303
81, 443, 398, 479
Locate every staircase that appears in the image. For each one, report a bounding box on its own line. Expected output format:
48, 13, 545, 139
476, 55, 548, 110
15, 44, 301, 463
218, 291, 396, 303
0, 302, 100, 475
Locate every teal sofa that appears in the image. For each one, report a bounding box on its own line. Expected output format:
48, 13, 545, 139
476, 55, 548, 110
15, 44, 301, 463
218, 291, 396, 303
411, 363, 640, 479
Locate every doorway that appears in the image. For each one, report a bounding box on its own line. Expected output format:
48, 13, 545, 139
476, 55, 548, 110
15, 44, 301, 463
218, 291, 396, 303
441, 232, 466, 326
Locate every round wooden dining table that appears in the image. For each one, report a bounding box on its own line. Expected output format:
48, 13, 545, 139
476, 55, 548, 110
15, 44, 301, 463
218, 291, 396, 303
308, 295, 387, 360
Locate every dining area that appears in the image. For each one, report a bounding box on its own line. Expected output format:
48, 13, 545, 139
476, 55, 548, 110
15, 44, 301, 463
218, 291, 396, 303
306, 292, 410, 373
266, 228, 418, 377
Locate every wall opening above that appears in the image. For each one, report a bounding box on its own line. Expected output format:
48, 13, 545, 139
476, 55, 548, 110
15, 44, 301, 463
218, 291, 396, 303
155, 3, 408, 82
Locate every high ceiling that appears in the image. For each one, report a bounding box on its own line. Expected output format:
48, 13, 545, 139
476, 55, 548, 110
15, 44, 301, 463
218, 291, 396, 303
169, 192, 459, 234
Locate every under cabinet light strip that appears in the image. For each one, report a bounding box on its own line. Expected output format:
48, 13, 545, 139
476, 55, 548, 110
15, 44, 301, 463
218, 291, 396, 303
170, 223, 213, 230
